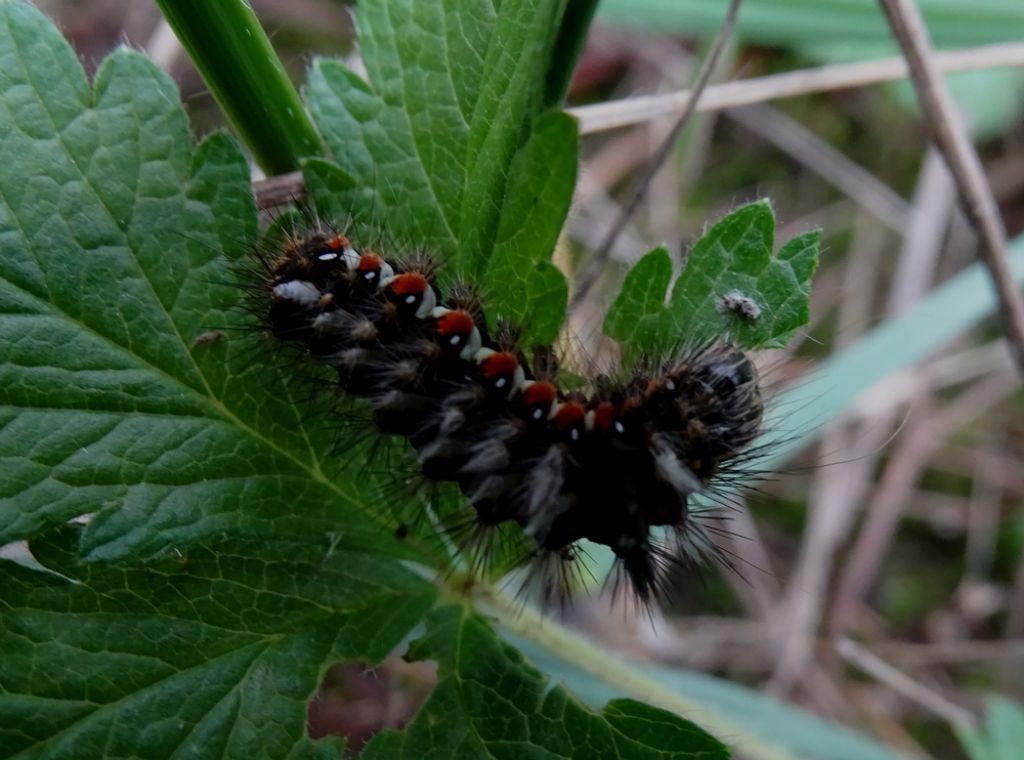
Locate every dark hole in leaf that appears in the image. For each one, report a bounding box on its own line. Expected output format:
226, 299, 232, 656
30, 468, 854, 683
307, 658, 438, 753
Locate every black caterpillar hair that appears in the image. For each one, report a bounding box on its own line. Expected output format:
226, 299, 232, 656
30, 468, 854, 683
258, 224, 765, 606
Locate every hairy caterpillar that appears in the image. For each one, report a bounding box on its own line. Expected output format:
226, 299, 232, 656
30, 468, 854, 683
255, 223, 765, 606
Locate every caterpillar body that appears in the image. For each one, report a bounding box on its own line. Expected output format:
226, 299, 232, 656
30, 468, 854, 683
261, 227, 765, 605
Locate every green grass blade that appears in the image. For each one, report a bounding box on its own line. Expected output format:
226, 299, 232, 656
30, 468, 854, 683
761, 235, 1024, 468
597, 0, 1024, 48
503, 622, 911, 760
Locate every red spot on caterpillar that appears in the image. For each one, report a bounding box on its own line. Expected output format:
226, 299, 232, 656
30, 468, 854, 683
435, 309, 475, 338
388, 272, 428, 297
552, 401, 586, 432
327, 235, 349, 250
480, 351, 519, 379
591, 401, 616, 433
522, 380, 557, 408
358, 252, 383, 273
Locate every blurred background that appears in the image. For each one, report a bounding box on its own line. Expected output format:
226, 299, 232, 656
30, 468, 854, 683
40, 1, 1024, 757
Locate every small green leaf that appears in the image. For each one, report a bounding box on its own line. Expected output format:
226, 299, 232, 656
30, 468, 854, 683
604, 201, 820, 353
522, 261, 571, 346
0, 526, 435, 759
482, 110, 576, 345
456, 1, 571, 276
364, 604, 729, 759
602, 245, 674, 352
304, 0, 578, 317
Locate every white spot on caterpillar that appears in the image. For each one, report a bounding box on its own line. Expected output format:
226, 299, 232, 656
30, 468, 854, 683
717, 289, 762, 321
418, 436, 461, 467
522, 446, 567, 538
439, 407, 466, 436
312, 311, 342, 329
273, 280, 320, 305
461, 438, 510, 474
317, 251, 339, 261
651, 433, 703, 496
467, 474, 511, 505
415, 285, 437, 319
511, 365, 526, 395
351, 318, 378, 342
459, 327, 482, 361
342, 247, 361, 269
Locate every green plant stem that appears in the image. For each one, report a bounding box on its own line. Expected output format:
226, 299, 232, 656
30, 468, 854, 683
481, 586, 799, 760
155, 0, 323, 175
543, 0, 600, 107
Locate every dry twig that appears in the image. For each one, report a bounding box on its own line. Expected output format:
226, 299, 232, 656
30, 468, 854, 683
727, 103, 910, 232
831, 373, 1019, 633
877, 0, 1024, 379
572, 42, 1024, 135
254, 170, 305, 210
568, 0, 743, 312
769, 215, 891, 693
836, 638, 977, 730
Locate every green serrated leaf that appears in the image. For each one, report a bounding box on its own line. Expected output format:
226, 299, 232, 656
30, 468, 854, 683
604, 201, 820, 354
482, 110, 576, 346
304, 0, 578, 328
522, 262, 571, 347
365, 604, 729, 759
0, 0, 420, 564
602, 245, 674, 352
0, 10, 443, 749
0, 526, 435, 759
